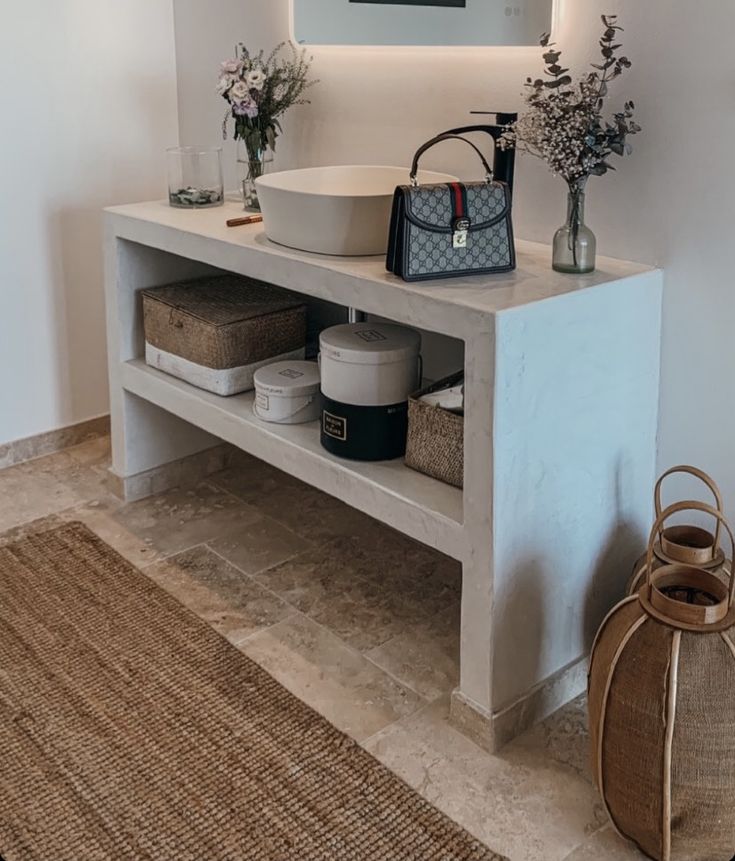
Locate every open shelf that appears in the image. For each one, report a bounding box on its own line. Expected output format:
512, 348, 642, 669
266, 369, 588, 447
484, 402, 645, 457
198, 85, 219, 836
121, 360, 465, 560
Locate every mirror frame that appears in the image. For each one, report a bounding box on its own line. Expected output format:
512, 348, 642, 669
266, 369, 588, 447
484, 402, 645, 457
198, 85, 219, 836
289, 0, 560, 49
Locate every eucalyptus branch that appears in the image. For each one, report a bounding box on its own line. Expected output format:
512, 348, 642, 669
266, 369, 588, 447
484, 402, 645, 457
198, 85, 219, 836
500, 15, 640, 188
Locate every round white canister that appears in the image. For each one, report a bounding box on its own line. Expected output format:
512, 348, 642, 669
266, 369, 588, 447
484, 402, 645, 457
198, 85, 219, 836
319, 323, 421, 407
253, 360, 321, 424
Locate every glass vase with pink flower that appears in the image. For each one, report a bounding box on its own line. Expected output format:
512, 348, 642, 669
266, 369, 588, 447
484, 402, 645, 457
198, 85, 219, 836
217, 42, 316, 211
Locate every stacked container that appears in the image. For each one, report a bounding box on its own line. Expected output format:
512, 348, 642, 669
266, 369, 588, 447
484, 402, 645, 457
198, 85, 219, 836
319, 323, 421, 461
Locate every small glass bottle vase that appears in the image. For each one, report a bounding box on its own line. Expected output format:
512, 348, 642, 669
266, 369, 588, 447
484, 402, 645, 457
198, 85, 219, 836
552, 185, 596, 274
237, 141, 273, 211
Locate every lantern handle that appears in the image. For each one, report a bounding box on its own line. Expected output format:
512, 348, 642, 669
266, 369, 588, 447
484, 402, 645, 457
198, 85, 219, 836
654, 465, 723, 549
646, 501, 735, 607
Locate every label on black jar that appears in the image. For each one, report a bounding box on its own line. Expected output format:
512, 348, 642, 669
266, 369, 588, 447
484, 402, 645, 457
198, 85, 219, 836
323, 411, 347, 441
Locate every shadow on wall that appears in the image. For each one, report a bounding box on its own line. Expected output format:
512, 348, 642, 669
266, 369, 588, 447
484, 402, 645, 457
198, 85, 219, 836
583, 459, 647, 650
492, 555, 548, 710
583, 519, 645, 648
50, 207, 109, 427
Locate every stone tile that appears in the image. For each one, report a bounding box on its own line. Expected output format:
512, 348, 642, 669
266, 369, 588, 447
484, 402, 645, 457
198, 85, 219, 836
211, 450, 300, 500
491, 658, 588, 753
0, 513, 67, 547
254, 549, 403, 650
58, 500, 162, 568
207, 516, 311, 576
0, 498, 158, 568
255, 537, 460, 651
211, 455, 378, 542
365, 602, 460, 700
507, 694, 592, 783
563, 826, 647, 860
215, 452, 463, 587
107, 482, 261, 556
240, 614, 424, 742
55, 437, 116, 502
145, 545, 294, 646
333, 525, 463, 594
66, 435, 112, 467
363, 698, 607, 861
0, 450, 99, 532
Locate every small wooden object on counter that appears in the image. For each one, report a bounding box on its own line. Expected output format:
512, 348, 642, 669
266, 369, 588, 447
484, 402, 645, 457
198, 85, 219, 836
589, 500, 735, 861
628, 465, 730, 595
405, 371, 464, 489
226, 214, 264, 227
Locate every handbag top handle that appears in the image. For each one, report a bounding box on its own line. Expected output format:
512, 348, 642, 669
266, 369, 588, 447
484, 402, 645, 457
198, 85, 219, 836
409, 134, 494, 188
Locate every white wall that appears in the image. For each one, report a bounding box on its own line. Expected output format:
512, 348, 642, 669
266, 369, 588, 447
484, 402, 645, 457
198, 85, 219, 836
0, 0, 179, 447
173, 0, 735, 527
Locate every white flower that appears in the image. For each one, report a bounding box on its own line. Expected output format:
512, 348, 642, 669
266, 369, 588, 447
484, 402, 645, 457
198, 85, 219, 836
230, 80, 250, 100
216, 74, 235, 95
220, 59, 242, 75
246, 68, 267, 91
274, 83, 287, 101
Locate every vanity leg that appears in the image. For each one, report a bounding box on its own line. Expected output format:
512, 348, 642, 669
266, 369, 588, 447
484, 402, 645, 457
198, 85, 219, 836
104, 230, 225, 500
451, 278, 662, 753
450, 329, 499, 752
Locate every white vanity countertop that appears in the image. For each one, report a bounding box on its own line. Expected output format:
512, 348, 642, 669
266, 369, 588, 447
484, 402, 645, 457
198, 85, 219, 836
106, 200, 658, 337
106, 197, 663, 740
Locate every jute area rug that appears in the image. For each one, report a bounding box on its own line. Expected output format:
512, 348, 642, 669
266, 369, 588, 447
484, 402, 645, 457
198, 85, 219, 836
0, 523, 506, 861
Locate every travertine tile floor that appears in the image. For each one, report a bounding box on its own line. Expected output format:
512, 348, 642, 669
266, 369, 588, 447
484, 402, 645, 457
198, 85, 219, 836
0, 436, 647, 861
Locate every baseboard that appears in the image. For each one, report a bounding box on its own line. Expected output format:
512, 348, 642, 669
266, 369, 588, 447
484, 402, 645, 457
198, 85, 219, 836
107, 444, 236, 502
0, 415, 111, 470
450, 655, 588, 753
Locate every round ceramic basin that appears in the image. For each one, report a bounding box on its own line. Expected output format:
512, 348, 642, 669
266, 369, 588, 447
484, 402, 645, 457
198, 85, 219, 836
255, 165, 458, 257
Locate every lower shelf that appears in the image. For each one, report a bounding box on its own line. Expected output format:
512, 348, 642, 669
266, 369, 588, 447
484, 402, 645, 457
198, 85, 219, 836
121, 360, 465, 559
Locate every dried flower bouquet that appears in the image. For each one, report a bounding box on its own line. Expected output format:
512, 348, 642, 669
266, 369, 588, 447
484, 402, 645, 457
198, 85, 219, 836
501, 15, 641, 271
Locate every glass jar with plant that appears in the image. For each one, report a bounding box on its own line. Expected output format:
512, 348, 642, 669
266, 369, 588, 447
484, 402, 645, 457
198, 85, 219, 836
501, 15, 641, 274
218, 42, 316, 211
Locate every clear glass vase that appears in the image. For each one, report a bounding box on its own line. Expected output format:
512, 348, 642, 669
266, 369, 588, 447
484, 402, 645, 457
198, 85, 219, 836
166, 146, 224, 209
552, 183, 596, 274
236, 141, 273, 211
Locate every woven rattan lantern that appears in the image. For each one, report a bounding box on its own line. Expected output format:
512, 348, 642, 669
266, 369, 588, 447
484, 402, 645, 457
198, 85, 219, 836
627, 465, 730, 595
589, 501, 735, 861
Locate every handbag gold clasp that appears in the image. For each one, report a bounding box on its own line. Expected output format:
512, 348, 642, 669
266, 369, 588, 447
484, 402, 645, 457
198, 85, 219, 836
452, 217, 470, 249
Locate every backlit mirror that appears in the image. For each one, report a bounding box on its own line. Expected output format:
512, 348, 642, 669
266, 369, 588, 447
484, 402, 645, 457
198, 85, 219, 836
292, 0, 555, 47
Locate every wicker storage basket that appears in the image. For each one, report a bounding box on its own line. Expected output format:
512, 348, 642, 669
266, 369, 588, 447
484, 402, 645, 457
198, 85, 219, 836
142, 275, 306, 396
589, 500, 735, 861
405, 372, 463, 488
628, 465, 731, 595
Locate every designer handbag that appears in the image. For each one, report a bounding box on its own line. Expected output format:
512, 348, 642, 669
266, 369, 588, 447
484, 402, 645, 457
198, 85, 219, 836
386, 134, 515, 282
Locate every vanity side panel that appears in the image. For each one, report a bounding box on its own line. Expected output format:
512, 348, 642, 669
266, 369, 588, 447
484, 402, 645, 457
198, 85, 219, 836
490, 271, 663, 711
104, 226, 223, 479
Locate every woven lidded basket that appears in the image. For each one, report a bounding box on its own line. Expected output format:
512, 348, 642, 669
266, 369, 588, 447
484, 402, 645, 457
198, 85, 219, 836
589, 500, 735, 861
405, 371, 463, 489
628, 465, 731, 595
142, 275, 306, 370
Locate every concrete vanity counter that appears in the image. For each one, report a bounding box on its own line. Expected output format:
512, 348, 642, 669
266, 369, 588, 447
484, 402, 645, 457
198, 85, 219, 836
105, 199, 662, 750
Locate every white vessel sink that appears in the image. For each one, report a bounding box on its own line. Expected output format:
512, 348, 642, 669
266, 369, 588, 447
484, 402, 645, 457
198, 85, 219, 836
256, 165, 457, 257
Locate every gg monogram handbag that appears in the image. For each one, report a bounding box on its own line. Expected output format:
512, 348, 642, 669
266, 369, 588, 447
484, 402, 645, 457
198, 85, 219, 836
386, 134, 515, 282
